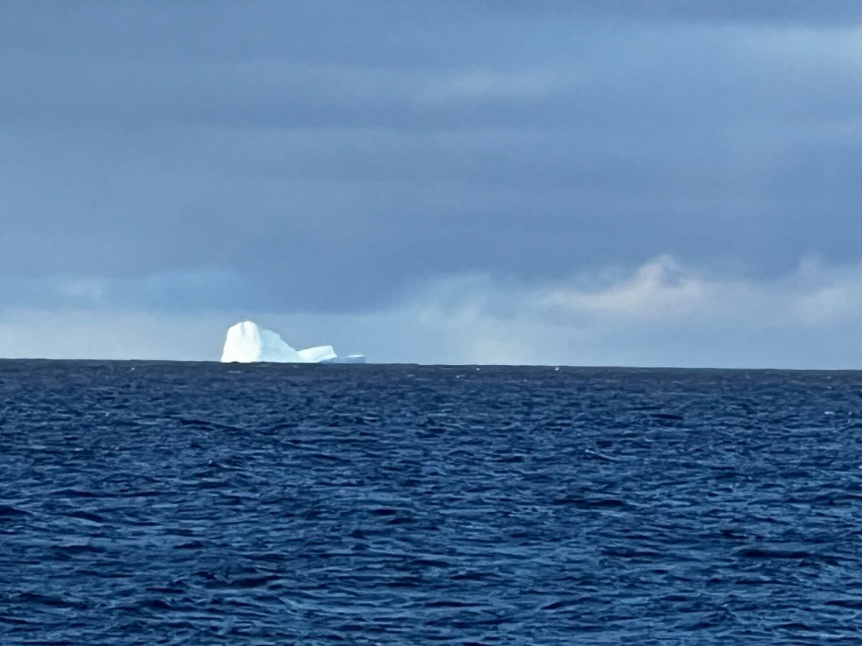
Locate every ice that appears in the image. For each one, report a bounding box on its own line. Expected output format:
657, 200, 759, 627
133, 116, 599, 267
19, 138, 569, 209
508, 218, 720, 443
220, 321, 300, 363
332, 354, 367, 364
297, 345, 337, 363
220, 321, 365, 364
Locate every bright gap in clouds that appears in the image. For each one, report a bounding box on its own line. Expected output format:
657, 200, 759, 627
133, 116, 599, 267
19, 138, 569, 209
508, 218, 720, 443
1, 257, 861, 369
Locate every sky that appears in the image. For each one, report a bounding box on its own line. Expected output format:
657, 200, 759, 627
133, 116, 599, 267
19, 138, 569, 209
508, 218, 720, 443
2, 1, 862, 367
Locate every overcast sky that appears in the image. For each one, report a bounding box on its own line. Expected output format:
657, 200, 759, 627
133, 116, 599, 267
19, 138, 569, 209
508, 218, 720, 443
2, 1, 862, 367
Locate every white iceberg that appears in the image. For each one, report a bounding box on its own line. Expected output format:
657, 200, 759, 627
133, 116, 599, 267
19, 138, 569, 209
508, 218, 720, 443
220, 321, 365, 364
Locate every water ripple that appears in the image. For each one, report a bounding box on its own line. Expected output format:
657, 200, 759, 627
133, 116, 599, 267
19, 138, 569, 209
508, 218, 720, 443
2, 362, 862, 643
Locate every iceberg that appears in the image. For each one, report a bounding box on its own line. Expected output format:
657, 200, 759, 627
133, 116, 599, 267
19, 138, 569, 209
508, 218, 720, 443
220, 321, 366, 364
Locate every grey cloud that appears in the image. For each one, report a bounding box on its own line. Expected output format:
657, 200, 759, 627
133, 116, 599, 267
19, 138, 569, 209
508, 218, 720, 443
1, 2, 862, 318
482, 0, 862, 26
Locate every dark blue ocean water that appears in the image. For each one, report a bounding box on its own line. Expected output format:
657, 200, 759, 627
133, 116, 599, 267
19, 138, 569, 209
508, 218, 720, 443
2, 361, 862, 644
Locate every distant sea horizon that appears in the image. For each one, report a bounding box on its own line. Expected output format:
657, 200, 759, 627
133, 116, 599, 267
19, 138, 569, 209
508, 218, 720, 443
2, 357, 860, 371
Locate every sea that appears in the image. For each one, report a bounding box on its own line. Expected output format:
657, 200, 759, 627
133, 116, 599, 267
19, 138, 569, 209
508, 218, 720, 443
2, 360, 862, 645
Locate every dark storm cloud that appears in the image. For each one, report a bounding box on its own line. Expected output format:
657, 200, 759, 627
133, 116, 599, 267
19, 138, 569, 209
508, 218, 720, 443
1, 1, 862, 314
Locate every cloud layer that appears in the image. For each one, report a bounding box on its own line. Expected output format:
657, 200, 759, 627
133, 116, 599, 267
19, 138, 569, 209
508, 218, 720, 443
4, 256, 862, 368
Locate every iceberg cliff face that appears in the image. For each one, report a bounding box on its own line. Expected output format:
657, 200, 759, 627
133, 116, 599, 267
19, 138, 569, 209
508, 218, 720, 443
220, 321, 364, 364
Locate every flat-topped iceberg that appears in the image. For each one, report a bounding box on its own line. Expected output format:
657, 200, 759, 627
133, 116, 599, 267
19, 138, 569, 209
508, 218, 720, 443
220, 321, 365, 364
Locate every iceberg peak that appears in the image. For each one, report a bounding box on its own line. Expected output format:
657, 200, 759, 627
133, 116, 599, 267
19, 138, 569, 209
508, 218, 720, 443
220, 321, 365, 364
